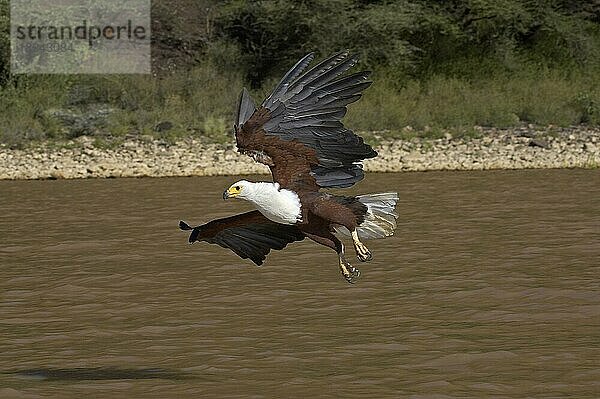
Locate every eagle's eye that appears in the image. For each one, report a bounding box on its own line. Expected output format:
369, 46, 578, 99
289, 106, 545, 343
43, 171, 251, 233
235, 186, 241, 191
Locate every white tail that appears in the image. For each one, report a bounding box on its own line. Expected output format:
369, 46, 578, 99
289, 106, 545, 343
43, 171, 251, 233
335, 193, 399, 240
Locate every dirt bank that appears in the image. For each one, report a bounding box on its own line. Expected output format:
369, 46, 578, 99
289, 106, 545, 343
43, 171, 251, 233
0, 126, 598, 180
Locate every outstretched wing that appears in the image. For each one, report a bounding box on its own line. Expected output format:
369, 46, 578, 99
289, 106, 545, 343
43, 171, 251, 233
235, 51, 377, 191
179, 211, 305, 266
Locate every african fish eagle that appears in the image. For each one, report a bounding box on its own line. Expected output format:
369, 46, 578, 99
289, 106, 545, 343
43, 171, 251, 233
179, 51, 399, 283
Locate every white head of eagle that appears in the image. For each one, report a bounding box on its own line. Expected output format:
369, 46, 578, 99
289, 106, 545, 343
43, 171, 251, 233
223, 180, 302, 225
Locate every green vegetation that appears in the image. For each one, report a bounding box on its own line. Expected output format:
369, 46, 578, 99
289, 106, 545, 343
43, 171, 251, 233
1, 0, 599, 147
347, 68, 600, 131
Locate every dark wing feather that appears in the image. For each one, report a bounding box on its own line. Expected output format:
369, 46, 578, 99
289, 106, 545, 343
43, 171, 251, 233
263, 52, 315, 110
236, 88, 257, 127
278, 50, 350, 103
235, 52, 376, 190
180, 211, 305, 266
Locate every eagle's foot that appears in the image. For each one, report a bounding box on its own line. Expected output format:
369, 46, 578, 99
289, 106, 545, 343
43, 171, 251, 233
352, 230, 372, 262
339, 257, 361, 284
355, 242, 372, 262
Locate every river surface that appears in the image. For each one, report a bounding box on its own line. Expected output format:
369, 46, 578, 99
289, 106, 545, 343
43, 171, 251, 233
1, 170, 599, 398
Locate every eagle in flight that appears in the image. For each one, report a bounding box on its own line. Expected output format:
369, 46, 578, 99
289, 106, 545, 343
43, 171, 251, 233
180, 51, 399, 283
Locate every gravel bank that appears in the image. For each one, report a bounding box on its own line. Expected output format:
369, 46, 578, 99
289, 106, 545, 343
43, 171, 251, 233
0, 126, 598, 180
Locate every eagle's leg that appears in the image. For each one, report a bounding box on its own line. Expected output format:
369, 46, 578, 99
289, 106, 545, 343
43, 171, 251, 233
303, 231, 360, 284
339, 244, 361, 284
352, 230, 372, 262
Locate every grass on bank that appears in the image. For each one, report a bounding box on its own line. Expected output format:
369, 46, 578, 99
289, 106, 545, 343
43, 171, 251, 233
0, 63, 599, 149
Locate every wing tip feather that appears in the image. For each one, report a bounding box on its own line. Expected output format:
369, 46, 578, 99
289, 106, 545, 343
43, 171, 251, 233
179, 220, 192, 231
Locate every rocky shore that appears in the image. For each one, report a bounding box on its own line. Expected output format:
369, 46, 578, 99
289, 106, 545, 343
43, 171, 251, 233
0, 126, 598, 180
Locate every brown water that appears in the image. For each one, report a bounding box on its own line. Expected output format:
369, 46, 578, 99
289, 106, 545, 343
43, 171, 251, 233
1, 170, 599, 398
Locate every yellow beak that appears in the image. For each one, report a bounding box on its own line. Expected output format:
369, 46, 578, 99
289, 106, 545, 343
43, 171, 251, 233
223, 186, 241, 199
